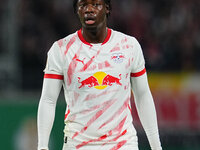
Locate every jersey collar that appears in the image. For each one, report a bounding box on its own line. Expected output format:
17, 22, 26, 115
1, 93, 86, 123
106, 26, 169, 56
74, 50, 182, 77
77, 28, 112, 47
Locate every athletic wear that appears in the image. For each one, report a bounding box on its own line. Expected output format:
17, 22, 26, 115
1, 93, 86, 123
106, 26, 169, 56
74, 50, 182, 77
37, 28, 162, 150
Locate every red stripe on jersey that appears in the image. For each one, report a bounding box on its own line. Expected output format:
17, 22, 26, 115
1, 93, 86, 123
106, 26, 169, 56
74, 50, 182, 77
67, 44, 83, 85
76, 116, 127, 149
80, 55, 95, 72
99, 97, 129, 129
85, 89, 118, 101
110, 140, 127, 150
57, 39, 63, 47
78, 28, 112, 46
76, 134, 108, 149
131, 68, 146, 77
64, 35, 76, 55
72, 99, 117, 139
81, 98, 115, 114
64, 109, 70, 120
111, 130, 127, 142
76, 130, 127, 149
101, 116, 127, 146
128, 104, 132, 114
79, 48, 101, 72
44, 74, 64, 80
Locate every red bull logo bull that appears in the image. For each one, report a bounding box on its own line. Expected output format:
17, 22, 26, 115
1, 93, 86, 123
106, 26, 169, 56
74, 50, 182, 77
78, 72, 122, 90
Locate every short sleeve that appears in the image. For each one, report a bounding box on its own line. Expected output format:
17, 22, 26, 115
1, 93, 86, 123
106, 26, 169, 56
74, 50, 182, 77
131, 38, 146, 77
44, 42, 64, 77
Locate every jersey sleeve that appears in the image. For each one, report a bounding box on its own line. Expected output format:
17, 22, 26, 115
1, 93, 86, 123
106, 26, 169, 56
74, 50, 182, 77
44, 41, 64, 79
131, 38, 146, 77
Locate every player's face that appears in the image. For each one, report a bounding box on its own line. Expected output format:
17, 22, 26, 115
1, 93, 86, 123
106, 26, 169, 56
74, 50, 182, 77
77, 0, 109, 29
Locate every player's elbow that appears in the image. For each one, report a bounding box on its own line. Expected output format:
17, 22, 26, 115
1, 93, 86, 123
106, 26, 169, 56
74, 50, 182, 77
39, 96, 57, 106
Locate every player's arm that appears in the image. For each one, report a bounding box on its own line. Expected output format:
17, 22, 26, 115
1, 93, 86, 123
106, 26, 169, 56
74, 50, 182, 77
37, 41, 64, 150
131, 72, 162, 150
37, 77, 63, 150
130, 37, 162, 150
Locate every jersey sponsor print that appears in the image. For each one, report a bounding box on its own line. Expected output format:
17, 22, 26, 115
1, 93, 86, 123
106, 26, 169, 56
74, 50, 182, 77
78, 71, 122, 89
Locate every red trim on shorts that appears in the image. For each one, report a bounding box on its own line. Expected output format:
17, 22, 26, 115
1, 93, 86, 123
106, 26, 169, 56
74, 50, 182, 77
131, 68, 146, 77
78, 28, 112, 46
44, 74, 64, 80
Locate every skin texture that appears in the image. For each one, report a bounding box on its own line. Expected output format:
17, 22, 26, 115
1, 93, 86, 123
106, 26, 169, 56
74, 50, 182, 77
76, 0, 110, 43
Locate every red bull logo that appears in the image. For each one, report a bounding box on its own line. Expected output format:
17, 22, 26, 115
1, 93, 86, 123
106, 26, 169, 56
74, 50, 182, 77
78, 72, 122, 90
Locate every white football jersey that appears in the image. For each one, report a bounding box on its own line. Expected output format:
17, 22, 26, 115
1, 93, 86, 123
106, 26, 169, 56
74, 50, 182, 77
44, 28, 146, 150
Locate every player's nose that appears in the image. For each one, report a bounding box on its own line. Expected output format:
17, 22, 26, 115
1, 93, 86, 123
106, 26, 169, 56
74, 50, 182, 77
85, 4, 95, 13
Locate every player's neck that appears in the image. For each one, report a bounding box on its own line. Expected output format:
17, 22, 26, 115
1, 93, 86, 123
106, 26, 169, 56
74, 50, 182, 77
82, 25, 107, 44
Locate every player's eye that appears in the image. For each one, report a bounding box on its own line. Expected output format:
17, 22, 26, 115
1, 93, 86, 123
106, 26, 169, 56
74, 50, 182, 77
93, 3, 101, 7
78, 3, 86, 8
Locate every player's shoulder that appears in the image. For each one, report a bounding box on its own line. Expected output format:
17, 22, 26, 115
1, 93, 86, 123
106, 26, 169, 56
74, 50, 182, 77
111, 29, 138, 43
47, 31, 78, 55
111, 29, 141, 49
55, 31, 78, 48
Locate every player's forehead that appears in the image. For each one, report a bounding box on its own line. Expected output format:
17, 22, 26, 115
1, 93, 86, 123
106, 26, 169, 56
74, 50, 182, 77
78, 0, 105, 4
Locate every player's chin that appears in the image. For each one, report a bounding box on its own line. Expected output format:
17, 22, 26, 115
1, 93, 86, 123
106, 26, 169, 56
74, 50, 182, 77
83, 23, 98, 30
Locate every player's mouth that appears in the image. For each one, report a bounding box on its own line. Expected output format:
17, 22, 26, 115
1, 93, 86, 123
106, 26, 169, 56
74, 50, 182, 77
85, 19, 95, 25
84, 16, 96, 25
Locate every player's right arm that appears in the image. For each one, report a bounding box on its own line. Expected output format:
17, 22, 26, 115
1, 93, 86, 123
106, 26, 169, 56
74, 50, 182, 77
37, 78, 63, 150
37, 42, 64, 150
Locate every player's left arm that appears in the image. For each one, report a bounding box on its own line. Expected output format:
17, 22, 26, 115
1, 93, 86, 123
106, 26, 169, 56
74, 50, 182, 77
131, 72, 162, 150
130, 37, 162, 150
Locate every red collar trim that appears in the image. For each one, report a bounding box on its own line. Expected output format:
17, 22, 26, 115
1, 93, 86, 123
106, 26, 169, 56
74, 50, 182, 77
77, 28, 112, 46
102, 28, 111, 45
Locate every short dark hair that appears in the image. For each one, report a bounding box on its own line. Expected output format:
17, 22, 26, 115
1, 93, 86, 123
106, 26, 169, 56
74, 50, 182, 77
73, 0, 112, 16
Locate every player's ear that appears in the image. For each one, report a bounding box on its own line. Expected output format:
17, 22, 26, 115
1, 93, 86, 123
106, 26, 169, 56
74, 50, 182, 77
76, 7, 80, 17
74, 1, 79, 15
76, 9, 79, 15
105, 4, 110, 16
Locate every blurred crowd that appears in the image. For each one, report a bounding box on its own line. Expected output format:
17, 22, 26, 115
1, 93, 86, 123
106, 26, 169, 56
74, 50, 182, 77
1, 0, 200, 89
110, 0, 200, 71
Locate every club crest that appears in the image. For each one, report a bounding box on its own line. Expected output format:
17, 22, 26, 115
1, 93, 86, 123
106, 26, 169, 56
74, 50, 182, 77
111, 53, 125, 63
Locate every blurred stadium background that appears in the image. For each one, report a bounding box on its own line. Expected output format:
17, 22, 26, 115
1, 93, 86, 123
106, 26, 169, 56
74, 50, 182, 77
0, 0, 200, 149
